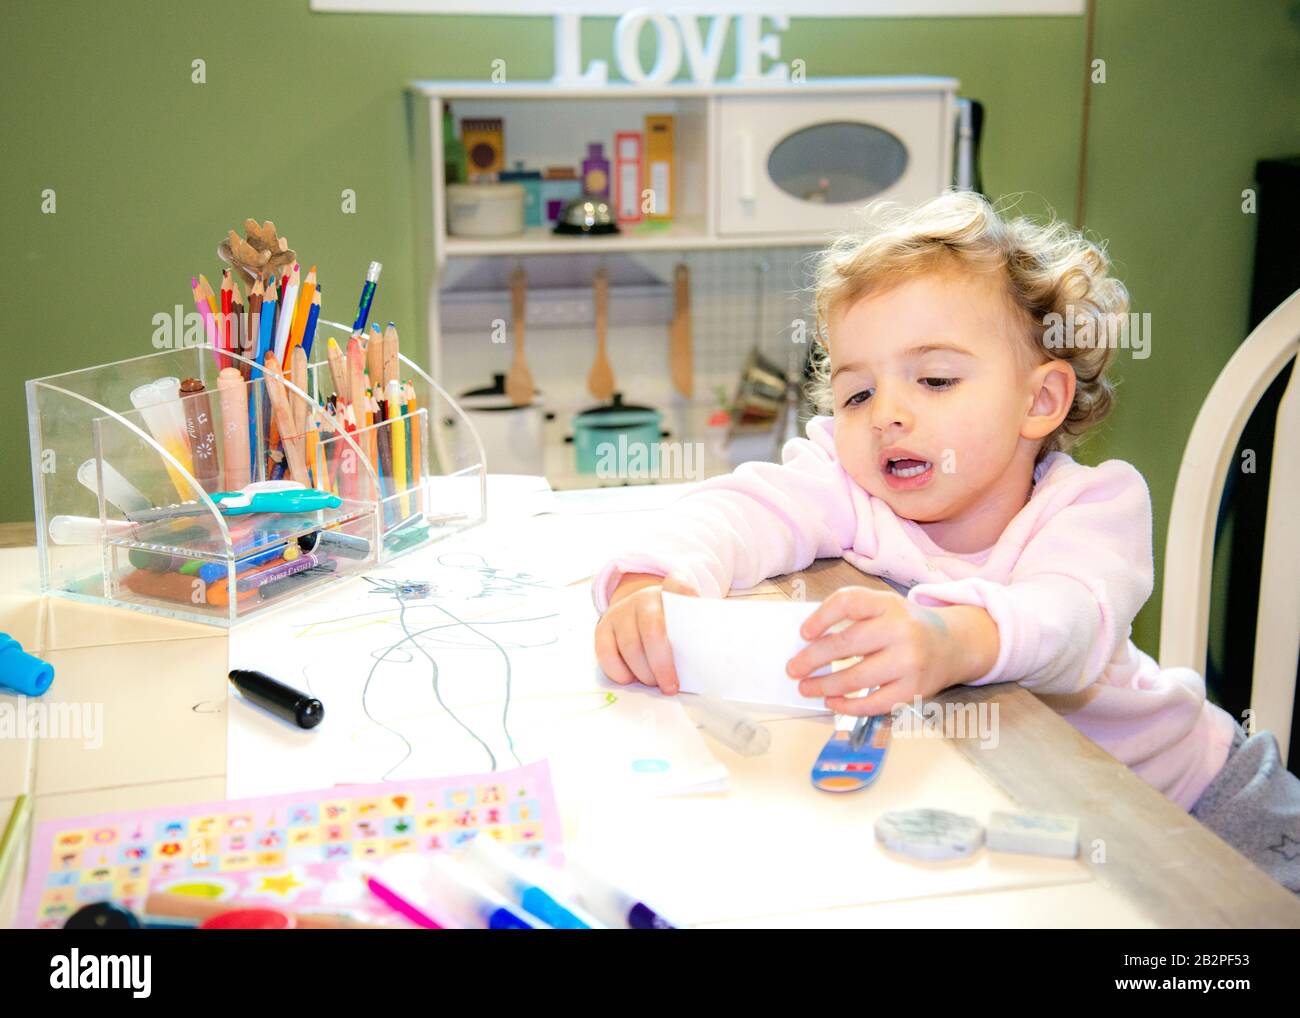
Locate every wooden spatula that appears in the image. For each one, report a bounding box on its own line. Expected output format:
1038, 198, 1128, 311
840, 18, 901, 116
669, 262, 693, 397
587, 264, 615, 401
505, 264, 533, 407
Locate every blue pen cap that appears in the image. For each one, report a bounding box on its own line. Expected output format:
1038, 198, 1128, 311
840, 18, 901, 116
0, 633, 55, 696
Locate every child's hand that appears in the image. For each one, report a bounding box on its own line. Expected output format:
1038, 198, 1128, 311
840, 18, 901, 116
594, 572, 700, 694
786, 586, 999, 716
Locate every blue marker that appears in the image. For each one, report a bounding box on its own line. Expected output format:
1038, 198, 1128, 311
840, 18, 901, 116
461, 835, 601, 930
424, 852, 532, 930
197, 541, 291, 583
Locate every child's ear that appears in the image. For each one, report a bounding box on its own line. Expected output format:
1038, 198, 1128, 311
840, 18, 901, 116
1021, 360, 1076, 441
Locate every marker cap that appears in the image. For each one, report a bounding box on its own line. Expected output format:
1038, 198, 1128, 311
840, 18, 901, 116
201, 908, 295, 929
64, 902, 140, 930
0, 633, 54, 697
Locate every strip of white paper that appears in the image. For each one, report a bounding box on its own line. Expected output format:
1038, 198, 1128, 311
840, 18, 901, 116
661, 591, 829, 711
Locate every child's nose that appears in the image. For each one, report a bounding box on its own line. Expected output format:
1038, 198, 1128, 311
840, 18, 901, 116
869, 383, 913, 433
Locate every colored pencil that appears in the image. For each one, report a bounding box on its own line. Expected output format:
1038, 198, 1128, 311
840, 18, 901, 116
263, 354, 309, 484
366, 390, 378, 498
274, 262, 300, 368
0, 795, 31, 896
219, 270, 233, 370
326, 337, 348, 401
389, 379, 408, 520
197, 273, 219, 314
246, 276, 264, 365
367, 323, 383, 393
286, 264, 317, 363
347, 335, 367, 410
406, 382, 421, 513
255, 275, 277, 375
382, 322, 400, 389
302, 286, 322, 358
231, 276, 248, 378
291, 345, 309, 446
375, 390, 393, 525
191, 276, 220, 364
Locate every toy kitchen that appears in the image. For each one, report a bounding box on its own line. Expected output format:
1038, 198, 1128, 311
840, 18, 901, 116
410, 11, 975, 489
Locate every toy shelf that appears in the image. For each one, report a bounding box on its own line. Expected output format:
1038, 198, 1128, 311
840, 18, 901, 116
408, 74, 958, 389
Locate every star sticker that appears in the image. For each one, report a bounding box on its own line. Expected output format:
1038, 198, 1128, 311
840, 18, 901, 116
257, 872, 306, 897
1266, 832, 1300, 862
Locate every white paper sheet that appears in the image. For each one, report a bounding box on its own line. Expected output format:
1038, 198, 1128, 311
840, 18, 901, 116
228, 578, 727, 800
661, 591, 828, 711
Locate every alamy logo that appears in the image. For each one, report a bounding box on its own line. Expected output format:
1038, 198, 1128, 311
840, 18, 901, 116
594, 436, 705, 481
0, 701, 103, 749
50, 950, 151, 997
1042, 306, 1151, 359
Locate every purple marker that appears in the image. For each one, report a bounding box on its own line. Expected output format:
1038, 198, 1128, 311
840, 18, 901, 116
564, 858, 677, 929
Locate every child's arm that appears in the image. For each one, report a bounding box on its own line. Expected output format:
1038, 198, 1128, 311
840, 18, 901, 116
906, 459, 1154, 695
592, 427, 860, 612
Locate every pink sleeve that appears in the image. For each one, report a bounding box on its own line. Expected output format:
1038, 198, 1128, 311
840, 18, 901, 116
905, 460, 1154, 695
591, 433, 859, 613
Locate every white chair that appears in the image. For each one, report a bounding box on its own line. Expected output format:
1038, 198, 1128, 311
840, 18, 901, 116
1160, 288, 1300, 765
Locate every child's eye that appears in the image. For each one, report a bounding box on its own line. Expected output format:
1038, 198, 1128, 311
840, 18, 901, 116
920, 377, 958, 390
843, 389, 874, 408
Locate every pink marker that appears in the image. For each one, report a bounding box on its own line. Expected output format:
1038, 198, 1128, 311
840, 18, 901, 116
366, 875, 443, 929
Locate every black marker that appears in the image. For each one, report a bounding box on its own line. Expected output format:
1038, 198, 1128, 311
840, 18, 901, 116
64, 902, 140, 930
298, 529, 370, 560
228, 669, 324, 729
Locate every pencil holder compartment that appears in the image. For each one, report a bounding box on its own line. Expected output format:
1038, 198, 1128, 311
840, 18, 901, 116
27, 345, 382, 627
304, 322, 487, 565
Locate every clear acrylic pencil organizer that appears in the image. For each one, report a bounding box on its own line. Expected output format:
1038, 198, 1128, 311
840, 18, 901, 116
26, 342, 487, 627
300, 329, 489, 558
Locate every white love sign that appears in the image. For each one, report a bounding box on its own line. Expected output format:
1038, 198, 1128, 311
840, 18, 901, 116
553, 10, 789, 86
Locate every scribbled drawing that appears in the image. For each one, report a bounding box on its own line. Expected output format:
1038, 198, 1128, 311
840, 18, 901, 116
431, 551, 551, 599
281, 553, 588, 783
1267, 832, 1300, 862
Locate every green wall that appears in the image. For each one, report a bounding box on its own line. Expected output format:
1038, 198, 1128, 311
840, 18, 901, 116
2, 1, 1297, 656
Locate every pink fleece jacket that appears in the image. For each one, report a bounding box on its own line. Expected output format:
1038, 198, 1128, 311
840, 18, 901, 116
591, 415, 1237, 811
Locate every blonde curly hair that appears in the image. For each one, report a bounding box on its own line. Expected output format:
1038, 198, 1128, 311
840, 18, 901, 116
808, 190, 1129, 458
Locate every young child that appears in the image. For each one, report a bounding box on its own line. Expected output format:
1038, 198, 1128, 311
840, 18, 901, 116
591, 190, 1300, 894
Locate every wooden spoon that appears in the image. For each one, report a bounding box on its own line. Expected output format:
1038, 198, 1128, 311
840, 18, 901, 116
587, 264, 615, 401
505, 264, 534, 407
669, 262, 693, 397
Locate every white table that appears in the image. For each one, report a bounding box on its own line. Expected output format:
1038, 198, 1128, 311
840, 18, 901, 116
3, 488, 1297, 928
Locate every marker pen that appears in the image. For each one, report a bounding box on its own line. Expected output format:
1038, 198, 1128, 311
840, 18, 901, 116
681, 694, 771, 756
564, 858, 677, 930
233, 550, 324, 593
460, 835, 602, 930
366, 875, 443, 929
257, 558, 338, 600
421, 851, 533, 930
298, 528, 370, 560
228, 668, 323, 729
197, 541, 298, 583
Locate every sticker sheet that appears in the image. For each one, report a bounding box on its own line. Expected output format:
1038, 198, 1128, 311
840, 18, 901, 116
17, 761, 560, 929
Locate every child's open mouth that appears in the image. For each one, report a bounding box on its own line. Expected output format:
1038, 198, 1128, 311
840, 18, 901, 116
881, 452, 935, 491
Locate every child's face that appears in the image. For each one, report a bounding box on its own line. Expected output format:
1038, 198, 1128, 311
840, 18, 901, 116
826, 269, 1050, 526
